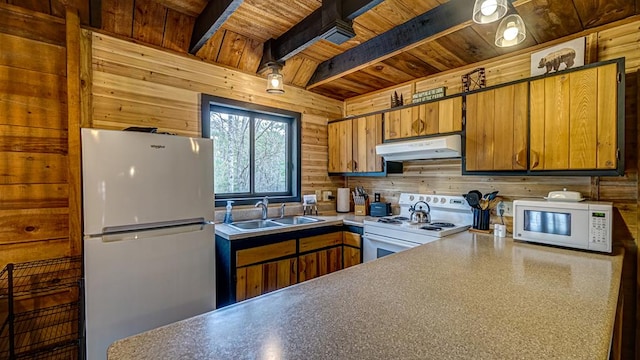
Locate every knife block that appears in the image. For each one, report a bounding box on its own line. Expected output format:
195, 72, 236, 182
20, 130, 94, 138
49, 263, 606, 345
354, 199, 369, 216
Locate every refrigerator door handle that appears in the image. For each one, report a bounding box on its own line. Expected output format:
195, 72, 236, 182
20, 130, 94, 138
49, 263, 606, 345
101, 218, 206, 235
99, 223, 212, 243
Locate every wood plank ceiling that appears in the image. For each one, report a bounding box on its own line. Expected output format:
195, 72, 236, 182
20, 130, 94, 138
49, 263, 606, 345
8, 0, 639, 100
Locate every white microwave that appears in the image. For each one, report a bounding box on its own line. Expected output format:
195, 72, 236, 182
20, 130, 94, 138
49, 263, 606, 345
513, 199, 612, 253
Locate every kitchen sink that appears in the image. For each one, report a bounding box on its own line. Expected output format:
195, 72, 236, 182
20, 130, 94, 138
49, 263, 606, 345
271, 216, 323, 225
228, 219, 283, 230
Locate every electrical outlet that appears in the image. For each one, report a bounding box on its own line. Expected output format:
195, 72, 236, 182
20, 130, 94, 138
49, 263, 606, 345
322, 190, 332, 201
497, 201, 513, 216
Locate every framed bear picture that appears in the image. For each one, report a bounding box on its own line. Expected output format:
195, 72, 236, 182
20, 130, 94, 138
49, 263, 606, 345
530, 37, 585, 76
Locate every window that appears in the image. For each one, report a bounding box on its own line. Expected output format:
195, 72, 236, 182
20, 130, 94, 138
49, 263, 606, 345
201, 94, 301, 207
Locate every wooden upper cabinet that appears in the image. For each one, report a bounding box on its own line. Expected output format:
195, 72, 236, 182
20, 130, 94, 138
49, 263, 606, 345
328, 114, 383, 174
529, 63, 618, 171
353, 114, 383, 172
384, 96, 462, 141
327, 120, 353, 173
438, 97, 463, 133
384, 109, 402, 140
465, 82, 528, 172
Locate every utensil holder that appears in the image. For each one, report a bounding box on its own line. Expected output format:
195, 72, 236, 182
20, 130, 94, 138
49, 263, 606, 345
473, 208, 490, 230
354, 198, 369, 216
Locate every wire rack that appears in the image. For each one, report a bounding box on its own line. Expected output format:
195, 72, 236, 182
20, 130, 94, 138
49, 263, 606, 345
0, 257, 82, 298
0, 257, 83, 360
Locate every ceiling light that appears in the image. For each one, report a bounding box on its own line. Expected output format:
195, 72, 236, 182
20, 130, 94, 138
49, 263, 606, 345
472, 0, 507, 24
495, 14, 526, 47
266, 63, 284, 94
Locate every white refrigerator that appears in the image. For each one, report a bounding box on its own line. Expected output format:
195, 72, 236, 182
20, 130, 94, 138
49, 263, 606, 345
81, 128, 215, 360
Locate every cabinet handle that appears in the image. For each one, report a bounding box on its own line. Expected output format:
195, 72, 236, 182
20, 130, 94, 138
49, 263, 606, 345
299, 258, 306, 273
530, 151, 540, 169
412, 120, 419, 134
515, 149, 526, 168
347, 160, 353, 171
419, 120, 425, 133
353, 160, 358, 171
291, 259, 297, 276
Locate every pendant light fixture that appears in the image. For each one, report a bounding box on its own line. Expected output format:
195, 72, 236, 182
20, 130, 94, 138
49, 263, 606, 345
472, 0, 507, 24
495, 14, 526, 47
266, 62, 284, 94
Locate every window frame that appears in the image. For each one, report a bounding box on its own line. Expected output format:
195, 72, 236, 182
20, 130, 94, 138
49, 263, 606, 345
201, 94, 301, 207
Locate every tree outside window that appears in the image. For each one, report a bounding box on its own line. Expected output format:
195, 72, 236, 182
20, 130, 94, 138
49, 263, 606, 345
201, 95, 301, 207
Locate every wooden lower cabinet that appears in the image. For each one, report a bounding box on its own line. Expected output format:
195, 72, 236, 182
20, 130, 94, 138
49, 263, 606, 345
236, 258, 298, 302
217, 227, 364, 307
235, 240, 297, 302
343, 231, 361, 268
298, 232, 343, 281
299, 247, 342, 282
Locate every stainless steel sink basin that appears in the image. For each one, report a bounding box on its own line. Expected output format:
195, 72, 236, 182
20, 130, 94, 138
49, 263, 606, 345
271, 216, 323, 225
228, 219, 283, 230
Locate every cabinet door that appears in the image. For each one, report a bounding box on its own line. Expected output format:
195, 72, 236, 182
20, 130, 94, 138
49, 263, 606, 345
465, 82, 528, 171
410, 103, 439, 137
438, 96, 463, 133
236, 258, 297, 302
328, 120, 353, 172
235, 240, 297, 302
384, 110, 402, 140
343, 231, 361, 268
298, 232, 343, 282
299, 247, 342, 282
353, 114, 383, 172
530, 64, 618, 170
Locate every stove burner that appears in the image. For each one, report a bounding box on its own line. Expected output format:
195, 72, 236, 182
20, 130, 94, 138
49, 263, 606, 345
430, 222, 455, 228
378, 218, 402, 224
421, 225, 443, 231
394, 216, 410, 221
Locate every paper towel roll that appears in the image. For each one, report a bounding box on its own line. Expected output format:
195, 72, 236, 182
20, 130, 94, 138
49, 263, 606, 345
337, 188, 350, 213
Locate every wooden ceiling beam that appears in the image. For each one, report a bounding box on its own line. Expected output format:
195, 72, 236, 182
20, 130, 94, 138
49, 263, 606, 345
306, 0, 512, 89
259, 0, 384, 71
189, 0, 243, 54
89, 0, 101, 28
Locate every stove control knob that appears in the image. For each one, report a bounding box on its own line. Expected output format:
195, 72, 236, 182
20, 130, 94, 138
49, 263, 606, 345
440, 198, 446, 204
432, 197, 438, 203
418, 196, 424, 201
425, 196, 431, 203
409, 195, 415, 201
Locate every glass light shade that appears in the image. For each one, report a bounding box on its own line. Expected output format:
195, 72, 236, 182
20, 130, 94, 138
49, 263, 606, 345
472, 0, 507, 24
495, 14, 526, 47
266, 68, 284, 94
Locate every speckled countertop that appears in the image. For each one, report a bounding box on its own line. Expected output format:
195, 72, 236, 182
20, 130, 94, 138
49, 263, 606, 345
108, 232, 623, 360
215, 213, 372, 240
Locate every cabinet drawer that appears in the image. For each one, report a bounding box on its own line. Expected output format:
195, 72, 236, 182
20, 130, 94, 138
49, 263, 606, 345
236, 240, 296, 267
343, 232, 361, 247
299, 232, 343, 253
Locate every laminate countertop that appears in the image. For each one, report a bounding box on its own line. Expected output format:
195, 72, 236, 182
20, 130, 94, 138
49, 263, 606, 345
108, 232, 623, 360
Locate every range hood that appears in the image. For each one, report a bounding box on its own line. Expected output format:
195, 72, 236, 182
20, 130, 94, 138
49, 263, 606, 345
376, 134, 461, 161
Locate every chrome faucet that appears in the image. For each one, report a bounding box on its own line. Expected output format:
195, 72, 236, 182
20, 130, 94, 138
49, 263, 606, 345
255, 196, 269, 220
280, 203, 286, 218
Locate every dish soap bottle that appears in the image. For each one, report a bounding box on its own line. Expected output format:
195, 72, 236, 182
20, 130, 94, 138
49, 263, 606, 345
223, 201, 234, 224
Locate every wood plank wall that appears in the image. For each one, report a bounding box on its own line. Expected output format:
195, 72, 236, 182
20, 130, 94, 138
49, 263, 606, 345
87, 32, 345, 216
0, 4, 73, 266
344, 18, 640, 359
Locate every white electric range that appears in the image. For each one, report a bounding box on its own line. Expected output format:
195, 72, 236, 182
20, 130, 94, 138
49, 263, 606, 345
363, 193, 473, 262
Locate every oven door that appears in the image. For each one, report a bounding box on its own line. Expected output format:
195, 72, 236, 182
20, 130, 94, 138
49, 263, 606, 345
362, 233, 417, 262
